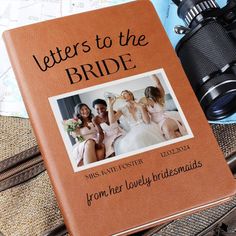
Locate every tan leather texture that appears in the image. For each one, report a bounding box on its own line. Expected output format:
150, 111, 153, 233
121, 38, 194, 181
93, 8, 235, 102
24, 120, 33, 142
3, 1, 236, 235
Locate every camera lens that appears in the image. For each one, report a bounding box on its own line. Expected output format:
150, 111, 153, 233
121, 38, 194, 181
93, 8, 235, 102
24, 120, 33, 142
198, 73, 236, 120
207, 93, 236, 118
199, 73, 236, 120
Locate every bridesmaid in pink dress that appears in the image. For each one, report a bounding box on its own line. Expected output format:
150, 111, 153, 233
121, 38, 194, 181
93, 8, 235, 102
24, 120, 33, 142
142, 75, 187, 140
70, 103, 105, 166
92, 99, 125, 158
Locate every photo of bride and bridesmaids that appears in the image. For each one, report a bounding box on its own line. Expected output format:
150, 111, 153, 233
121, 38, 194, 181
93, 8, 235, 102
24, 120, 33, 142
51, 70, 192, 170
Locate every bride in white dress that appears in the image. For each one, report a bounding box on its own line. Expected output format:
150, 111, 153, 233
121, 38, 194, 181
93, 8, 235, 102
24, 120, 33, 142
107, 90, 165, 155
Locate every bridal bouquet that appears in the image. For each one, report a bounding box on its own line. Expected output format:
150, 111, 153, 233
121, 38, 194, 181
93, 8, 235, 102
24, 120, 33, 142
62, 118, 84, 142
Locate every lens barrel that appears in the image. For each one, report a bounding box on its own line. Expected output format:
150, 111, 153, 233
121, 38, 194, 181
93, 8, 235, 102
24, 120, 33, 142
176, 20, 236, 120
177, 0, 219, 27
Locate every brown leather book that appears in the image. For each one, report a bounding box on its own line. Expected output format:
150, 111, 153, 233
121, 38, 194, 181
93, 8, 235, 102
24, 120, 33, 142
3, 1, 236, 235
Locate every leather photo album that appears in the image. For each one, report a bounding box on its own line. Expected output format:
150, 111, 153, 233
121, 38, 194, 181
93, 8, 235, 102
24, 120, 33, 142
3, 1, 236, 235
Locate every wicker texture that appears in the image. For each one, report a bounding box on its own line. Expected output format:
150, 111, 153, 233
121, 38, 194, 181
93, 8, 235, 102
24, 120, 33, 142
211, 124, 236, 157
0, 172, 64, 236
0, 116, 37, 162
0, 116, 64, 236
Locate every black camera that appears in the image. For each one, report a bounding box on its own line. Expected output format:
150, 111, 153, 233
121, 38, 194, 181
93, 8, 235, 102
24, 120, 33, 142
173, 0, 236, 120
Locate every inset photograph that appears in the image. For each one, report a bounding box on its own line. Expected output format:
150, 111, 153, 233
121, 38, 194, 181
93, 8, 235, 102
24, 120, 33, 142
49, 69, 193, 172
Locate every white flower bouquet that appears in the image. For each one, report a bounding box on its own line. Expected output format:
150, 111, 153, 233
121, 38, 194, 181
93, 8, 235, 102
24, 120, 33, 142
62, 118, 84, 142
